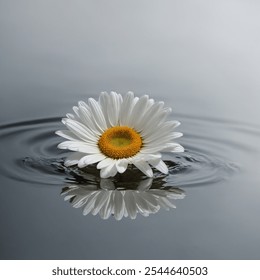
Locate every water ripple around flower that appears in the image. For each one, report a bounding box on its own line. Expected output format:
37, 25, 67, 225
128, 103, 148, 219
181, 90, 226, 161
61, 178, 185, 220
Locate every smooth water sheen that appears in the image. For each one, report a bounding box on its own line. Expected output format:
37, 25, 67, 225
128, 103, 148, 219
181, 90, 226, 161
1, 0, 260, 259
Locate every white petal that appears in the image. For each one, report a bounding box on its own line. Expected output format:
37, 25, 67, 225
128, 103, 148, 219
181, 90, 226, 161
88, 98, 107, 131
107, 92, 122, 127
143, 135, 180, 148
133, 160, 153, 177
119, 92, 136, 126
148, 159, 168, 174
142, 139, 184, 153
162, 143, 185, 152
139, 105, 169, 136
169, 132, 183, 139
142, 121, 180, 142
172, 120, 181, 129
55, 130, 79, 141
147, 98, 155, 109
137, 153, 161, 161
78, 154, 106, 168
142, 136, 184, 153
72, 106, 80, 117
100, 163, 117, 178
98, 92, 110, 127
128, 95, 149, 127
97, 158, 115, 169
64, 152, 86, 167
78, 104, 102, 135
58, 140, 83, 150
115, 159, 128, 173
108, 164, 118, 177
64, 119, 98, 142
66, 113, 77, 121
78, 100, 88, 108
139, 145, 163, 154
136, 101, 164, 131
58, 140, 100, 154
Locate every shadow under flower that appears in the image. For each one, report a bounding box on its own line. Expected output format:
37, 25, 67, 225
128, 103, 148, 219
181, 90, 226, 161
61, 178, 185, 220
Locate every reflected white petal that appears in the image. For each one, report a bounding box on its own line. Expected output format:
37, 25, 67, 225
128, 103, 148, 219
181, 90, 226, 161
113, 191, 124, 220
124, 191, 137, 219
99, 191, 114, 219
82, 192, 99, 215
92, 191, 110, 215
62, 179, 185, 220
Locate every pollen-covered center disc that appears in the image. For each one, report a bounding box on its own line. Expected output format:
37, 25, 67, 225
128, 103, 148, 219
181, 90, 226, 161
98, 126, 142, 159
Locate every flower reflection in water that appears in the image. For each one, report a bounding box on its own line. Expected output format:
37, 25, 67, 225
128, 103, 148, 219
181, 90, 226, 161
61, 178, 185, 220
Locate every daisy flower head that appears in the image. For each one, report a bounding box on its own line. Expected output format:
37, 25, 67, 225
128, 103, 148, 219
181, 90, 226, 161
56, 91, 184, 178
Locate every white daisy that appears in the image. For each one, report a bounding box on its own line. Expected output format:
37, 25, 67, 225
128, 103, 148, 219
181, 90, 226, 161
62, 179, 185, 220
56, 91, 184, 178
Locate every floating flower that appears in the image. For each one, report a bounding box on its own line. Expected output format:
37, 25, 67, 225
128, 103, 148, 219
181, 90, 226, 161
61, 179, 185, 220
56, 92, 184, 178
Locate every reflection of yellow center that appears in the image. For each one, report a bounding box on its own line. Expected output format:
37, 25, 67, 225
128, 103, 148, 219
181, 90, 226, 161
98, 126, 142, 159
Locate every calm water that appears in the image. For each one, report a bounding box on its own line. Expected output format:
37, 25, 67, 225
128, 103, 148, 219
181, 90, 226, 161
1, 1, 260, 259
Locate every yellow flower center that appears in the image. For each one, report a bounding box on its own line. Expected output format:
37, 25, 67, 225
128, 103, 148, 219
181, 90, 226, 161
98, 126, 142, 159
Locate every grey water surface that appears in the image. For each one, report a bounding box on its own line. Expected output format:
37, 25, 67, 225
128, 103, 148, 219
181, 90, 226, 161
1, 0, 260, 259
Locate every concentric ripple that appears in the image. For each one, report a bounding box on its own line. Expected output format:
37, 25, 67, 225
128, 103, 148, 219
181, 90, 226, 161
0, 114, 249, 188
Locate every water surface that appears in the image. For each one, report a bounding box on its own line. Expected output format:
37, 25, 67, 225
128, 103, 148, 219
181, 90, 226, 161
1, 0, 260, 259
